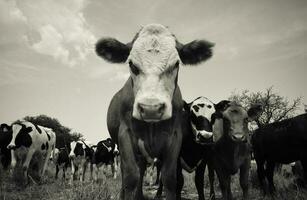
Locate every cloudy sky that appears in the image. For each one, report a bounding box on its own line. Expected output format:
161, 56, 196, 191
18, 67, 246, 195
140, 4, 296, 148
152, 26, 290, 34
0, 0, 306, 143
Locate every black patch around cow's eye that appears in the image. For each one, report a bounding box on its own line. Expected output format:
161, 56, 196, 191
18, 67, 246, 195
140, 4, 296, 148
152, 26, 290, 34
192, 105, 199, 112
41, 143, 45, 150
198, 103, 205, 108
129, 61, 140, 75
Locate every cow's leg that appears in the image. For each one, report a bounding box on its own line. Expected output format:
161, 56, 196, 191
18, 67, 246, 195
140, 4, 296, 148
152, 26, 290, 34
265, 161, 276, 194
41, 150, 52, 178
149, 163, 155, 186
90, 162, 93, 181
240, 159, 250, 200
216, 168, 231, 200
10, 150, 16, 173
111, 162, 117, 179
161, 134, 182, 200
69, 161, 75, 184
155, 161, 161, 185
118, 124, 140, 200
81, 161, 87, 182
21, 149, 35, 184
176, 161, 184, 200
63, 166, 66, 180
155, 178, 163, 199
208, 162, 215, 200
256, 159, 267, 195
195, 160, 206, 200
136, 158, 146, 200
55, 164, 59, 179
92, 163, 98, 182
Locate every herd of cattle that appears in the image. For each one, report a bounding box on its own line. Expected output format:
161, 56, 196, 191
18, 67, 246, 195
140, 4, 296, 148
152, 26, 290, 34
0, 24, 306, 200
0, 121, 120, 185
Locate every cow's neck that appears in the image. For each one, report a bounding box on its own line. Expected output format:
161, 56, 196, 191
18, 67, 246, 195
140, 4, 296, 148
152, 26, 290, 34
214, 136, 248, 174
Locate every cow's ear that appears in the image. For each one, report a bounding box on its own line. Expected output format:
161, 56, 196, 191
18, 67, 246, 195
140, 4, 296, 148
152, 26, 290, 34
248, 104, 263, 121
0, 123, 11, 132
183, 101, 192, 111
96, 38, 131, 63
212, 118, 223, 142
176, 40, 214, 65
214, 100, 231, 112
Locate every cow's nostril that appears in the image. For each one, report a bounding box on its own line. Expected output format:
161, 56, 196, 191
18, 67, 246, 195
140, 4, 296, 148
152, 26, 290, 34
157, 103, 165, 113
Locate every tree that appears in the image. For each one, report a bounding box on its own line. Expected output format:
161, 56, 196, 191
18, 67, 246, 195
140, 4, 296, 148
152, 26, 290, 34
15, 115, 83, 148
229, 86, 302, 129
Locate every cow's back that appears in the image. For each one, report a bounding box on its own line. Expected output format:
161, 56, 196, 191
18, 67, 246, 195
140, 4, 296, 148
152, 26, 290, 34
252, 113, 307, 163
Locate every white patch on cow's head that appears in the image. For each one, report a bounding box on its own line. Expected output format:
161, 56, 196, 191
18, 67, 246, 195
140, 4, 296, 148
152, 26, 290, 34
129, 24, 180, 122
7, 124, 22, 149
69, 141, 77, 158
189, 97, 215, 144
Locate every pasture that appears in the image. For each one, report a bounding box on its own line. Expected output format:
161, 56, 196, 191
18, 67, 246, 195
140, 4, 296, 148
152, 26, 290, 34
1, 162, 306, 200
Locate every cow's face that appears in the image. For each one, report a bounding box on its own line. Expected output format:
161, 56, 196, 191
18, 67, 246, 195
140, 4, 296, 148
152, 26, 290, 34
96, 24, 214, 122
185, 97, 215, 144
7, 123, 32, 150
213, 101, 262, 142
69, 141, 84, 158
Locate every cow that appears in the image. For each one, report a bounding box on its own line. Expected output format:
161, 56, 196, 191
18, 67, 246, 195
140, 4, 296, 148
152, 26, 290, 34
0, 124, 12, 170
50, 147, 70, 180
95, 23, 214, 200
4, 121, 56, 183
155, 96, 216, 200
91, 138, 119, 181
211, 101, 262, 200
251, 113, 307, 195
68, 140, 93, 184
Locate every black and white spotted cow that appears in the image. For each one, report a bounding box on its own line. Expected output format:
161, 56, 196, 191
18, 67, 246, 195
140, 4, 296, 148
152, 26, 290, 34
68, 140, 93, 184
156, 97, 216, 200
91, 138, 119, 181
5, 121, 56, 182
50, 147, 70, 180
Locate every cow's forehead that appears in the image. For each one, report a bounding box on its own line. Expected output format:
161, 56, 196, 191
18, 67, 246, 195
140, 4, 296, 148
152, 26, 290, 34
191, 97, 214, 108
224, 105, 247, 119
129, 24, 178, 72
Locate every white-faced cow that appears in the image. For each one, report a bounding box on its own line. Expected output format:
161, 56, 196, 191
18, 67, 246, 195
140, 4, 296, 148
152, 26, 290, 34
5, 121, 56, 183
68, 140, 93, 184
156, 97, 216, 200
96, 24, 213, 200
91, 138, 119, 181
251, 113, 307, 195
212, 101, 262, 200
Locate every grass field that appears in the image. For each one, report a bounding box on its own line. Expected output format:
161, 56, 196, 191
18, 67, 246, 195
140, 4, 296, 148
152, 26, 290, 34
1, 162, 307, 200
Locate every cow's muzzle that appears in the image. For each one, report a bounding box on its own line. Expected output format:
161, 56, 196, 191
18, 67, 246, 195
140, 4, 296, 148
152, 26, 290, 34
231, 133, 247, 143
7, 144, 16, 150
137, 102, 166, 122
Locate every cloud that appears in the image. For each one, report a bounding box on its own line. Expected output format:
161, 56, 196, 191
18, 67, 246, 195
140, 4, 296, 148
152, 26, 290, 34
11, 0, 96, 67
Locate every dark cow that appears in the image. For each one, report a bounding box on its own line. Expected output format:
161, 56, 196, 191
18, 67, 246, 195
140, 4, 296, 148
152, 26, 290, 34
251, 113, 307, 195
212, 101, 262, 200
68, 140, 94, 184
0, 124, 12, 170
96, 24, 213, 200
5, 121, 56, 183
91, 138, 119, 181
50, 147, 70, 180
156, 97, 216, 200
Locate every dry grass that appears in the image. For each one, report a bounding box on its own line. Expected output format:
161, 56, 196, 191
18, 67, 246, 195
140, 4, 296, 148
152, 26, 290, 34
0, 162, 307, 200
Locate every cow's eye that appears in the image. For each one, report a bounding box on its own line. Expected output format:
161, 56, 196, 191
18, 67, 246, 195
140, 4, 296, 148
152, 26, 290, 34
207, 105, 212, 109
129, 61, 140, 75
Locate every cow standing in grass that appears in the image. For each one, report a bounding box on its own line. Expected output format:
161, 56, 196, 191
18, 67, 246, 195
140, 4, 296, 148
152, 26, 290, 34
95, 24, 213, 200
5, 121, 56, 183
91, 138, 119, 181
69, 140, 93, 184
252, 113, 307, 195
212, 101, 262, 200
156, 96, 216, 200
